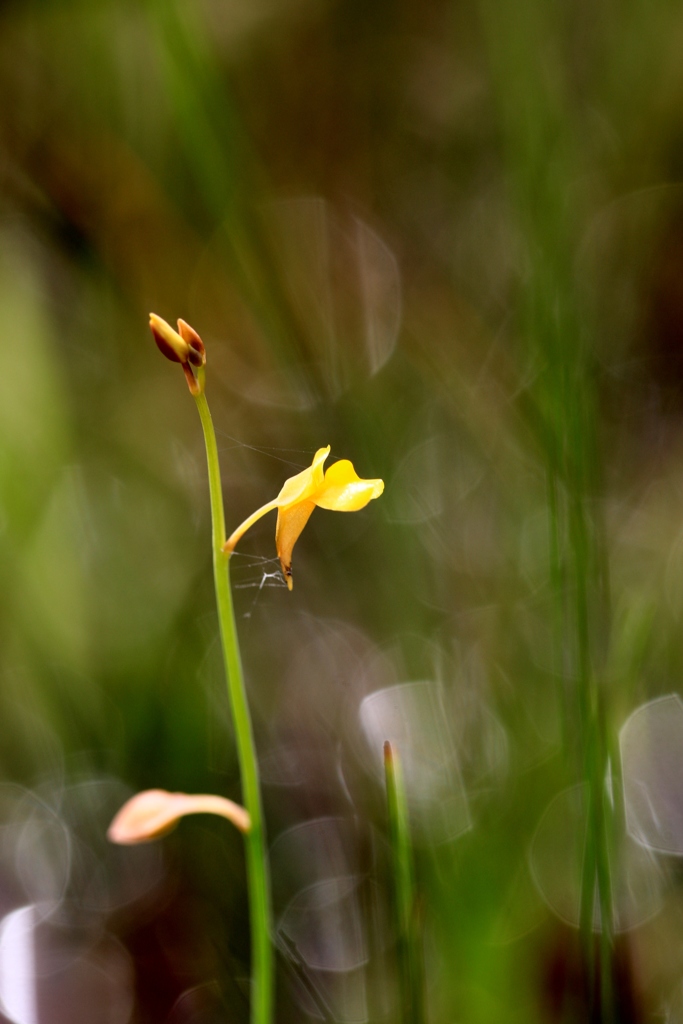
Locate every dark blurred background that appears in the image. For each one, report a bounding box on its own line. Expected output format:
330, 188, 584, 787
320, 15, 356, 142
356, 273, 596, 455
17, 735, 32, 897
2, 0, 683, 1021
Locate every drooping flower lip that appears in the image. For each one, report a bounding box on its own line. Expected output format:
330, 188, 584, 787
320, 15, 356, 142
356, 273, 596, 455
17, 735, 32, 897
149, 314, 205, 368
107, 789, 250, 844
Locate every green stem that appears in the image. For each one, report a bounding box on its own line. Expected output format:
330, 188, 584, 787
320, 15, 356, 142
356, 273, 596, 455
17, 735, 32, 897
194, 389, 273, 1024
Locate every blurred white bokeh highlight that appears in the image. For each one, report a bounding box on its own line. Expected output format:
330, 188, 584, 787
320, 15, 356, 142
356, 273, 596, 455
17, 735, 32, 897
279, 876, 366, 974
354, 215, 401, 377
54, 777, 164, 913
0, 903, 134, 1024
271, 817, 376, 1023
529, 783, 662, 932
386, 438, 443, 525
0, 775, 168, 1024
359, 681, 470, 843
0, 906, 36, 1024
269, 197, 400, 395
620, 694, 683, 855
0, 787, 71, 909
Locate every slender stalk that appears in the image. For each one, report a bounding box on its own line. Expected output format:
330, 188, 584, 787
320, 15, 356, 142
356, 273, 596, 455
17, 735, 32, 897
194, 389, 273, 1024
384, 741, 426, 1024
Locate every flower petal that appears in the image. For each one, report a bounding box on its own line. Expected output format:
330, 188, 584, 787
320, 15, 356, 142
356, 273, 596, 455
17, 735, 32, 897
275, 499, 316, 590
177, 318, 206, 368
314, 459, 385, 511
225, 449, 331, 555
275, 446, 330, 507
107, 789, 251, 845
149, 313, 190, 364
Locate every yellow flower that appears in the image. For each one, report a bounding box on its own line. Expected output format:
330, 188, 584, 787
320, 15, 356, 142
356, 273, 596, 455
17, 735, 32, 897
224, 446, 384, 589
107, 789, 250, 844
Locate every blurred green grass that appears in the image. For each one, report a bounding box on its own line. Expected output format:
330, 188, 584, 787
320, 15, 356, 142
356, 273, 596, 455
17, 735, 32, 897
2, 0, 683, 1020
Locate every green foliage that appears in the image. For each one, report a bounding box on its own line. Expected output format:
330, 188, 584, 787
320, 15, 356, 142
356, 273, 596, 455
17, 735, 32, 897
2, 0, 683, 1019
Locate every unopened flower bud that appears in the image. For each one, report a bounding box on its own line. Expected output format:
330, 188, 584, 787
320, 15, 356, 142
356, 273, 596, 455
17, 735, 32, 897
178, 319, 206, 368
149, 313, 190, 364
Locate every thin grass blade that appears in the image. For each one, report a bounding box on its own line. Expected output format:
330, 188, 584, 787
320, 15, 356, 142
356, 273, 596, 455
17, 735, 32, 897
384, 740, 426, 1024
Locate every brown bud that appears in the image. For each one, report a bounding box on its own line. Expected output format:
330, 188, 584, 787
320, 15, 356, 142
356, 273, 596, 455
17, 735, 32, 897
178, 319, 206, 368
149, 313, 190, 363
